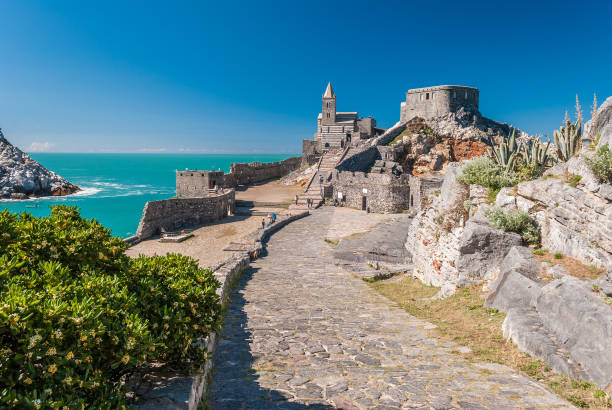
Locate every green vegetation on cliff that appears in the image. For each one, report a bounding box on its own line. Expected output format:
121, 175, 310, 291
0, 206, 222, 408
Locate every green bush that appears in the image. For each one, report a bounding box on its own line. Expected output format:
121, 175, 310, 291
0, 206, 222, 408
584, 144, 612, 183
485, 207, 540, 245
457, 157, 523, 192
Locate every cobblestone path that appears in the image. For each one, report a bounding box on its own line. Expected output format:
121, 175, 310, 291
208, 208, 572, 409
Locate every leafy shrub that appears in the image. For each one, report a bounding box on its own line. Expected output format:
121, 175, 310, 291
584, 144, 612, 183
457, 157, 523, 192
554, 253, 564, 259
0, 206, 222, 408
485, 207, 540, 245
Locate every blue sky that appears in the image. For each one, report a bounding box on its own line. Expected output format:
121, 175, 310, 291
1, 0, 611, 154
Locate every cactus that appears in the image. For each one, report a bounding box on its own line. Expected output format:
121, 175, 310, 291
553, 118, 582, 161
489, 128, 520, 172
522, 137, 552, 170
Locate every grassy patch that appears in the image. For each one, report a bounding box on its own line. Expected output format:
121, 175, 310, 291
369, 276, 612, 408
324, 238, 339, 246
567, 173, 583, 188
534, 251, 606, 280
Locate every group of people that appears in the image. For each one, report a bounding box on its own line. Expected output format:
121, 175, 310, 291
294, 195, 315, 208
261, 213, 277, 229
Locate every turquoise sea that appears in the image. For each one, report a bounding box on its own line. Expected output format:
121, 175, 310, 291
0, 154, 294, 238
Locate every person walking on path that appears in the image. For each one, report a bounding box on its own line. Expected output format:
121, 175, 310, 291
294, 194, 298, 205
261, 218, 265, 229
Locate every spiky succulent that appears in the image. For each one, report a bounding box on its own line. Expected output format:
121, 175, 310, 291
489, 128, 520, 172
553, 119, 582, 162
522, 137, 552, 170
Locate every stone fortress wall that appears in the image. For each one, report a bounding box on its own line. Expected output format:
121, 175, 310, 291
130, 157, 300, 242
224, 157, 301, 187
400, 85, 479, 122
330, 171, 411, 213
328, 169, 444, 214
135, 189, 235, 240
176, 170, 224, 198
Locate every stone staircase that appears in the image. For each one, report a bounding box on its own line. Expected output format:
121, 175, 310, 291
289, 148, 346, 210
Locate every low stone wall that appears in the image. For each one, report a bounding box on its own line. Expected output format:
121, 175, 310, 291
331, 171, 411, 213
224, 157, 301, 187
129, 210, 310, 409
135, 190, 235, 240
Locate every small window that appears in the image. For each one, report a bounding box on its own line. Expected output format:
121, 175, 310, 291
426, 93, 429, 100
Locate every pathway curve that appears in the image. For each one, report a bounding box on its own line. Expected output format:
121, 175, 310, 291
208, 208, 572, 409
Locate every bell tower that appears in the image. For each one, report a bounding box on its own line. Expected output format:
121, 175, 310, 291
322, 82, 336, 125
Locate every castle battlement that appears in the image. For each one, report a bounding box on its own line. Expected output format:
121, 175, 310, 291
400, 85, 479, 122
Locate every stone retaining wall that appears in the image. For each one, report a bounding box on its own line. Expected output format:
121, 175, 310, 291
331, 171, 411, 213
134, 190, 236, 240
129, 210, 310, 409
224, 157, 301, 187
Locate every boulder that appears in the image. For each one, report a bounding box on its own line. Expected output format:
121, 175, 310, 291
502, 307, 586, 380
536, 275, 612, 390
485, 246, 543, 311
456, 209, 523, 285
498, 246, 541, 280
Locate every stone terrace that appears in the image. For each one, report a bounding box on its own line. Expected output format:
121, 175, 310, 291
208, 208, 572, 409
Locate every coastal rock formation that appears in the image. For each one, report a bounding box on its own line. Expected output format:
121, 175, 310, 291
0, 130, 79, 199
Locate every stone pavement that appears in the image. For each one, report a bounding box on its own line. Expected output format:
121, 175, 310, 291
208, 208, 573, 409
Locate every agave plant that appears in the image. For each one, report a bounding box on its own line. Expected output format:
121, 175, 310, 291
489, 128, 520, 172
553, 118, 582, 162
522, 136, 552, 170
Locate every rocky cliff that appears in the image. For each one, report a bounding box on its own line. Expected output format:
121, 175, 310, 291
404, 98, 612, 391
0, 130, 79, 199
385, 107, 529, 176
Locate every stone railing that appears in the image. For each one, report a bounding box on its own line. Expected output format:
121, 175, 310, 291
128, 210, 310, 409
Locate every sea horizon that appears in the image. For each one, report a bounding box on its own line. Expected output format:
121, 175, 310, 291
0, 152, 297, 238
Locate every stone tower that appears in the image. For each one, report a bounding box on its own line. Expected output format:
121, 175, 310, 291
322, 82, 336, 125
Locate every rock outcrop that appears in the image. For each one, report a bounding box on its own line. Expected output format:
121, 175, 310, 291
486, 247, 612, 391
0, 130, 79, 199
405, 162, 526, 297
584, 95, 612, 149
381, 107, 530, 176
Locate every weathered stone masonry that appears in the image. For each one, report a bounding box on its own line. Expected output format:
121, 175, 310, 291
176, 170, 224, 198
135, 190, 235, 240
224, 157, 301, 187
400, 85, 479, 122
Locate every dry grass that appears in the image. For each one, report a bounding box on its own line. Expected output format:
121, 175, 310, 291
324, 238, 339, 246
215, 226, 238, 239
369, 275, 612, 408
534, 250, 606, 280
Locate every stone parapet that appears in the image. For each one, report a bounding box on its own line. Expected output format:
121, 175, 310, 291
135, 190, 235, 240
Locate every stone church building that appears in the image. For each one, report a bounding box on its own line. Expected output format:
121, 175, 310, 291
314, 82, 378, 148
